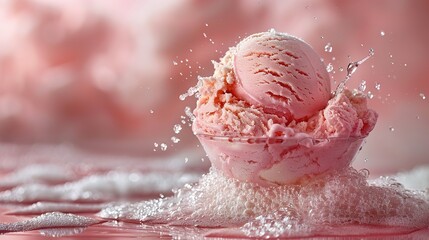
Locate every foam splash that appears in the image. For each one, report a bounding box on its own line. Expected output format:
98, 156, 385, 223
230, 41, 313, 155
99, 167, 429, 237
0, 212, 102, 235
0, 171, 200, 203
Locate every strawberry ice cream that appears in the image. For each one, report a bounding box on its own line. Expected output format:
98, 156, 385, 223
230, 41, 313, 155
193, 31, 377, 185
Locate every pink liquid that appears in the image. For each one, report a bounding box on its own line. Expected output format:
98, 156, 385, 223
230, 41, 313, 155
0, 144, 428, 239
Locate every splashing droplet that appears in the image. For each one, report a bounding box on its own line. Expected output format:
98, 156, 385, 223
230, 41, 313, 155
173, 124, 182, 134
334, 49, 374, 95
324, 43, 333, 53
171, 137, 180, 143
375, 82, 381, 91
160, 143, 168, 151
326, 63, 333, 73
359, 80, 367, 91
367, 91, 374, 99
173, 61, 178, 66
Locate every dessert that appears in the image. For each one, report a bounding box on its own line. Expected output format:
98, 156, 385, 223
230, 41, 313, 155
193, 30, 377, 185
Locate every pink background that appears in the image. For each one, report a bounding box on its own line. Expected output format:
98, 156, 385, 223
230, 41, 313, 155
0, 0, 428, 175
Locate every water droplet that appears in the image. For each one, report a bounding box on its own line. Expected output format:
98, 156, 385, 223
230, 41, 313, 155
359, 168, 370, 178
154, 142, 159, 147
160, 143, 168, 151
364, 157, 369, 163
380, 31, 385, 36
205, 23, 209, 27
339, 67, 344, 72
173, 61, 178, 66
171, 136, 180, 143
404, 63, 407, 67
185, 106, 195, 122
173, 124, 182, 134
334, 49, 374, 95
420, 93, 426, 100
324, 43, 333, 53
184, 157, 189, 163
189, 49, 193, 52
203, 33, 207, 38
326, 63, 333, 72
367, 91, 374, 99
358, 80, 367, 91
389, 127, 395, 132
375, 82, 381, 90
149, 110, 154, 114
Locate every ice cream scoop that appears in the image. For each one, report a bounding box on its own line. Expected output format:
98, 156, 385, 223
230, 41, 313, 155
233, 31, 331, 120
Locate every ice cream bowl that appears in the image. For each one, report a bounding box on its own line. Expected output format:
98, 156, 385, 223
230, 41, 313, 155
196, 134, 365, 186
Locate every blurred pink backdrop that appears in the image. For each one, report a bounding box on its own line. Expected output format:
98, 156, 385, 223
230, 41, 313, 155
0, 0, 428, 175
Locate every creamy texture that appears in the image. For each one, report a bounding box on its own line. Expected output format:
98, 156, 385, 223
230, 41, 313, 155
192, 33, 377, 139
234, 31, 331, 120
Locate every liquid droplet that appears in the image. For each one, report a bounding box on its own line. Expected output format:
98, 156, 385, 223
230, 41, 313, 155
324, 43, 333, 53
389, 127, 395, 132
358, 80, 367, 91
171, 137, 180, 143
268, 28, 276, 34
334, 49, 374, 95
154, 142, 159, 147
173, 61, 178, 66
173, 124, 182, 134
367, 91, 374, 99
205, 23, 209, 27
420, 93, 426, 100
149, 110, 154, 114
326, 63, 333, 73
184, 157, 189, 163
375, 82, 381, 90
203, 33, 207, 38
160, 143, 168, 151
380, 31, 385, 36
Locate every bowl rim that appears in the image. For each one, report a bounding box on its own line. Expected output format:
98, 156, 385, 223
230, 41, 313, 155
195, 133, 366, 143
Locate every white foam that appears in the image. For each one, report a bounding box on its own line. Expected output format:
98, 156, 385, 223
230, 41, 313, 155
7, 202, 107, 215
99, 167, 429, 237
0, 212, 101, 234
0, 171, 200, 203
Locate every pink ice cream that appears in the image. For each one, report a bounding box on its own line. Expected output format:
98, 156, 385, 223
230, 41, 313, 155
233, 31, 331, 120
193, 31, 377, 185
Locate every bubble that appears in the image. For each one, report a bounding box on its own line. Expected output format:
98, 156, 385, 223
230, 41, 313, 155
171, 137, 180, 143
326, 63, 334, 73
160, 143, 168, 151
375, 82, 381, 91
324, 43, 333, 53
173, 124, 182, 134
358, 80, 367, 91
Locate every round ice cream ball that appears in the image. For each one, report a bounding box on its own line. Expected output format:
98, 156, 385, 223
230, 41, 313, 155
233, 31, 331, 120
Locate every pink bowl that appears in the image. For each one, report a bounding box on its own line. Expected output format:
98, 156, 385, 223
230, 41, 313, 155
196, 134, 365, 186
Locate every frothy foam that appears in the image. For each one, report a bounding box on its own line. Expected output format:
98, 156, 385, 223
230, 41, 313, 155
99, 167, 429, 236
